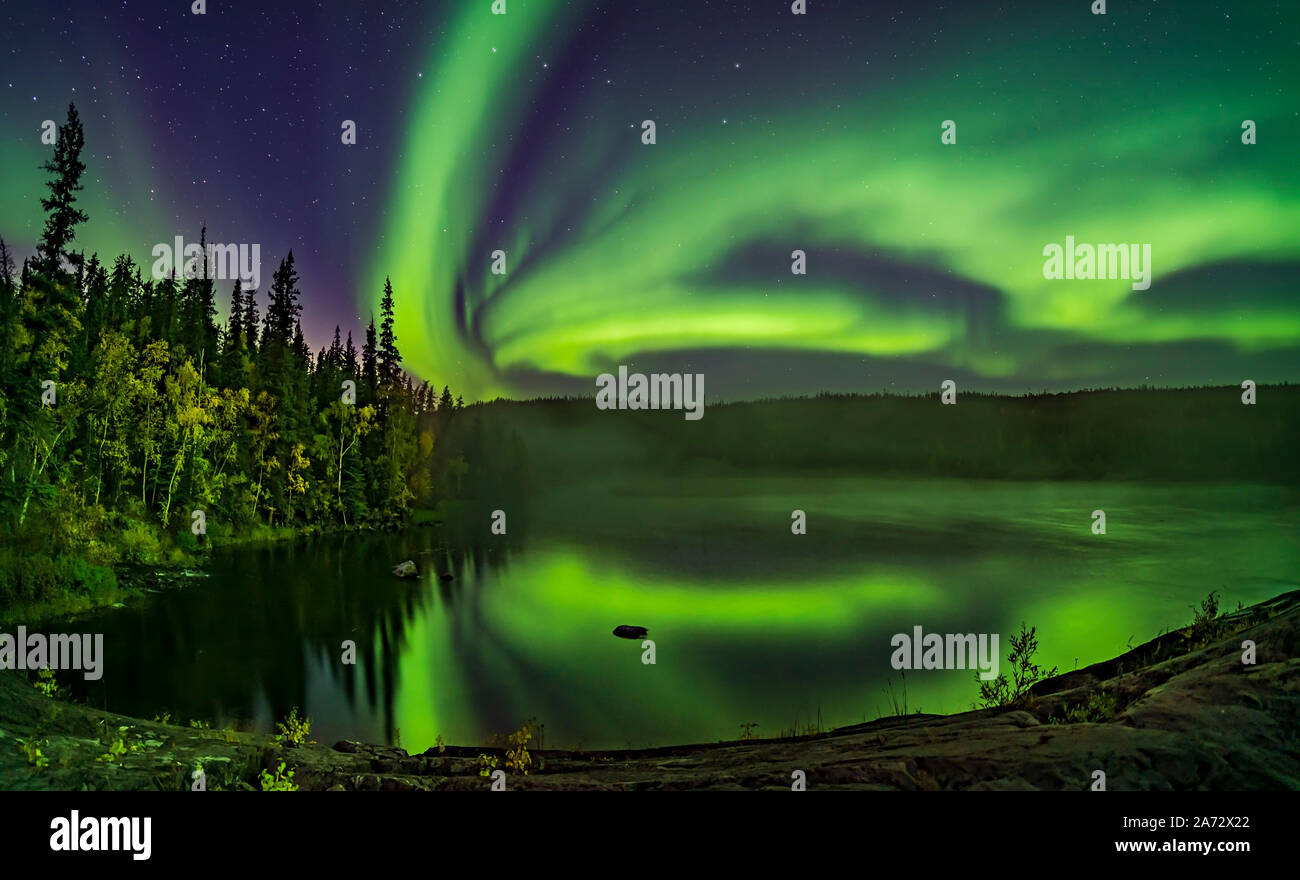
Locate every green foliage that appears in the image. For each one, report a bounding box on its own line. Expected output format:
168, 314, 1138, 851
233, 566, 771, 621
478, 720, 541, 776
19, 737, 50, 769
0, 102, 455, 615
33, 666, 60, 698
96, 733, 138, 763
504, 722, 534, 775
1188, 590, 1225, 647
259, 761, 298, 791
117, 520, 166, 564
976, 623, 1058, 710
476, 753, 499, 777
0, 546, 118, 606
1052, 690, 1118, 724
274, 707, 311, 747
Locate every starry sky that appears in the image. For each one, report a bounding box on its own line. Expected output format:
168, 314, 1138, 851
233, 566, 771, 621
2, 0, 1297, 400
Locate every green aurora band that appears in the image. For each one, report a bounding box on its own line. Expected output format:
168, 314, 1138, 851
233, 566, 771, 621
371, 2, 1300, 400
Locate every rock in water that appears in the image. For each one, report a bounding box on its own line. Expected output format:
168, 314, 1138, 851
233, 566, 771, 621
393, 560, 418, 579
613, 625, 648, 639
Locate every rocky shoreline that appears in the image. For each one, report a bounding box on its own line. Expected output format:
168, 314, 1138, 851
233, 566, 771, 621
3, 590, 1297, 791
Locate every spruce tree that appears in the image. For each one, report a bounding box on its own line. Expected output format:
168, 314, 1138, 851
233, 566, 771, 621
241, 286, 259, 354
377, 277, 401, 386
263, 253, 301, 352
36, 103, 89, 275
344, 330, 359, 379
362, 317, 378, 396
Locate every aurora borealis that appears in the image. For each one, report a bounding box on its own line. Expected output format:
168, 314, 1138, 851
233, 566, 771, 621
3, 0, 1298, 399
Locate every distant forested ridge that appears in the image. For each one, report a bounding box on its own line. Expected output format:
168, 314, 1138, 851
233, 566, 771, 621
446, 386, 1300, 489
0, 104, 463, 608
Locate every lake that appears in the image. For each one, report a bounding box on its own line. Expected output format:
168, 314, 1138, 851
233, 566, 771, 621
67, 477, 1298, 753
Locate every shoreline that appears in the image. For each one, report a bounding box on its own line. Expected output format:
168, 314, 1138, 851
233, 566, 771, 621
3, 588, 1296, 791
0, 510, 444, 628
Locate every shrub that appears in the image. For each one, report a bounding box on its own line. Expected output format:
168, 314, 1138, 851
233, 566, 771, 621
274, 707, 311, 747
118, 519, 165, 564
1187, 591, 1224, 647
976, 623, 1058, 709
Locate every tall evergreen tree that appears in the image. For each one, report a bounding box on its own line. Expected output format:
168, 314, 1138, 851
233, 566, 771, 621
180, 227, 219, 370
107, 254, 137, 329
263, 252, 301, 351
328, 325, 343, 371
362, 317, 378, 396
377, 277, 401, 386
224, 280, 243, 353
36, 103, 89, 275
153, 271, 178, 344
218, 280, 244, 385
241, 285, 260, 354
344, 330, 359, 379
292, 320, 310, 367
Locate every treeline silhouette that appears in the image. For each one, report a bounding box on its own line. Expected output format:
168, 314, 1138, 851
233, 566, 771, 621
446, 385, 1300, 486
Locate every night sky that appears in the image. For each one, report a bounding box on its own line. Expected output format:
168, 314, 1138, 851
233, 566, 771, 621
2, 1, 1297, 400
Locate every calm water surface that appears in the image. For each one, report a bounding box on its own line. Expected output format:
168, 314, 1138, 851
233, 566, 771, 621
68, 477, 1298, 752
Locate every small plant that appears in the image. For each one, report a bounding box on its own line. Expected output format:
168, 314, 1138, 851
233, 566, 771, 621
782, 706, 828, 737
259, 761, 298, 791
152, 712, 172, 725
274, 707, 311, 747
738, 722, 760, 741
33, 667, 60, 698
504, 722, 534, 775
976, 623, 1058, 709
476, 753, 499, 777
188, 719, 211, 729
525, 717, 545, 752
883, 672, 910, 716
97, 735, 129, 763
434, 734, 446, 754
1052, 690, 1118, 724
19, 738, 50, 768
1188, 590, 1224, 647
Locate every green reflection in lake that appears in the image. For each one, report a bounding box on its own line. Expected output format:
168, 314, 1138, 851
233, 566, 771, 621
71, 478, 1297, 752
